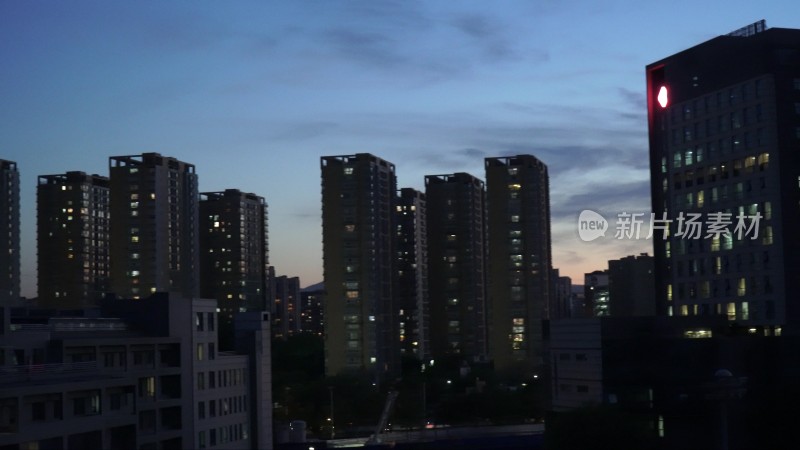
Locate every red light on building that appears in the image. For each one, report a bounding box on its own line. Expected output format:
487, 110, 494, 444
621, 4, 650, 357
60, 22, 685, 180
657, 86, 669, 108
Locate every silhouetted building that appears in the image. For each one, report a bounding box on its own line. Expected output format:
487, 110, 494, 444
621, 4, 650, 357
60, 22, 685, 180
396, 188, 429, 359
109, 153, 199, 299
551, 269, 572, 320
300, 282, 324, 336
426, 173, 487, 362
0, 160, 19, 305
272, 275, 300, 339
486, 155, 551, 375
647, 22, 800, 331
608, 253, 655, 316
37, 172, 110, 308
321, 154, 398, 381
199, 189, 269, 348
548, 315, 800, 450
584, 270, 610, 317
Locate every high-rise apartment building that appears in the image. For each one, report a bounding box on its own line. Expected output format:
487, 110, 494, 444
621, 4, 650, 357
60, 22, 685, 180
300, 283, 325, 336
0, 160, 19, 304
647, 22, 800, 331
37, 172, 110, 308
321, 154, 397, 381
199, 189, 269, 347
109, 153, 199, 299
395, 188, 429, 359
425, 173, 487, 362
485, 155, 551, 375
272, 275, 300, 339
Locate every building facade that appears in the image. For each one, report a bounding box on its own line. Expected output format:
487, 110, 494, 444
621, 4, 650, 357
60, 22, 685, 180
0, 160, 19, 305
37, 172, 110, 309
485, 155, 551, 375
647, 23, 800, 331
272, 275, 300, 339
0, 293, 273, 450
608, 253, 655, 317
395, 188, 429, 360
321, 154, 398, 381
199, 189, 269, 348
584, 270, 610, 317
299, 283, 324, 336
550, 269, 572, 320
109, 153, 199, 300
425, 173, 487, 362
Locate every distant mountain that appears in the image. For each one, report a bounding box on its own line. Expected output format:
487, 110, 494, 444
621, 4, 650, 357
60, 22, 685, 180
301, 281, 324, 292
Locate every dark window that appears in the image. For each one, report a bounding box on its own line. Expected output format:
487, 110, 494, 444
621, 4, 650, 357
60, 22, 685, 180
31, 402, 45, 421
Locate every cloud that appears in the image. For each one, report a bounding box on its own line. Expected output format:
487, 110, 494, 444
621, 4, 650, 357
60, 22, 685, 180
323, 28, 406, 68
618, 87, 647, 111
451, 13, 517, 62
269, 121, 340, 142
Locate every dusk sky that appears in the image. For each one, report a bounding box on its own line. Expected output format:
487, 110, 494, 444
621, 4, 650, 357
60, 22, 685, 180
2, 1, 798, 297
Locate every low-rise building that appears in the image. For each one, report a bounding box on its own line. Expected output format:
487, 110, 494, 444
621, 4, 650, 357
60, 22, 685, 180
0, 292, 272, 450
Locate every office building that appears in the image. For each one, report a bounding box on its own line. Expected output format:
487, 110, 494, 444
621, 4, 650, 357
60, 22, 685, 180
0, 293, 273, 450
395, 188, 429, 359
199, 189, 269, 348
320, 154, 397, 381
109, 153, 199, 300
485, 155, 551, 375
608, 253, 655, 317
647, 22, 800, 330
425, 173, 487, 361
37, 172, 110, 309
272, 275, 300, 339
0, 160, 19, 305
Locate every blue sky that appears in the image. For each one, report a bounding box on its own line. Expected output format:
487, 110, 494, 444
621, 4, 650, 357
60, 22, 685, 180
2, 1, 798, 296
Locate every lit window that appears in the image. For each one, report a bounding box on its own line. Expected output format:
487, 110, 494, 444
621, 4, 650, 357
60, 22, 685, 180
762, 226, 773, 245
727, 303, 736, 321
757, 153, 769, 170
